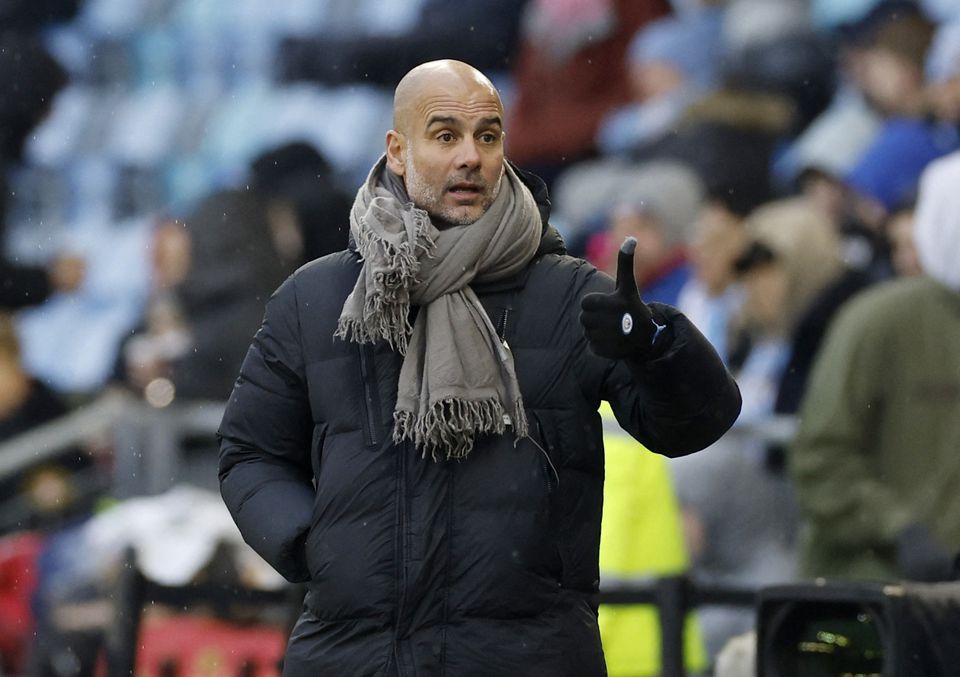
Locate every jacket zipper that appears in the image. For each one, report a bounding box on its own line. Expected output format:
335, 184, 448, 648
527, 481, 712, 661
358, 344, 381, 447
530, 416, 559, 493
391, 441, 409, 676
495, 306, 511, 342
533, 438, 559, 493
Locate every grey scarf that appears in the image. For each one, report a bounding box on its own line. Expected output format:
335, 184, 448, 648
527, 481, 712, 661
336, 157, 542, 459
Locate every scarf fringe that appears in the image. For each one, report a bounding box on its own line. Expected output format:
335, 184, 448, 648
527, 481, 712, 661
394, 397, 529, 461
335, 293, 412, 353
335, 208, 436, 354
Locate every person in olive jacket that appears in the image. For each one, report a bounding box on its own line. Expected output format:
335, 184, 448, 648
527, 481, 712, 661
218, 60, 741, 677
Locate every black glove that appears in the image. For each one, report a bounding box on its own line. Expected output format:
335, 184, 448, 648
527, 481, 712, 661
895, 522, 956, 582
579, 237, 668, 361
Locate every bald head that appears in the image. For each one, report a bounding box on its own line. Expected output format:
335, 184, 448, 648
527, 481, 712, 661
392, 60, 503, 136
385, 60, 507, 227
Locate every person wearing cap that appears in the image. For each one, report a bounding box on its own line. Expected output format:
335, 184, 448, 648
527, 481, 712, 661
218, 59, 741, 675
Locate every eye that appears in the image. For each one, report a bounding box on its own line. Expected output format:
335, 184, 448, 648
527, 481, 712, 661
479, 132, 499, 144
438, 132, 455, 143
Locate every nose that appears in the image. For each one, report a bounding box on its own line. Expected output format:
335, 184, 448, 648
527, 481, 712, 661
456, 137, 481, 170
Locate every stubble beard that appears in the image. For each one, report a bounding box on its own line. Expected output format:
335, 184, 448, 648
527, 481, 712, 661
404, 155, 503, 226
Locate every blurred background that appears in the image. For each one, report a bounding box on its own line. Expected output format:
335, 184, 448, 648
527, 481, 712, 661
2, 0, 960, 675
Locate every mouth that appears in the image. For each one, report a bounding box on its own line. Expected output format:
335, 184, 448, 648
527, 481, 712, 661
447, 182, 483, 201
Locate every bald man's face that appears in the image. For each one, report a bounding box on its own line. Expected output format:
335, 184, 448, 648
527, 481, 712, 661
386, 67, 505, 226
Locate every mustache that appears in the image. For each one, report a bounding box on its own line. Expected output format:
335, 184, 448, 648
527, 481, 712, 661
445, 172, 486, 191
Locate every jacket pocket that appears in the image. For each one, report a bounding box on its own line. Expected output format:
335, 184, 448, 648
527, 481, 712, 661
357, 343, 383, 447
529, 411, 560, 494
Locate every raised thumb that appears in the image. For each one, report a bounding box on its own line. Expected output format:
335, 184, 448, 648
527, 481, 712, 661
615, 236, 639, 299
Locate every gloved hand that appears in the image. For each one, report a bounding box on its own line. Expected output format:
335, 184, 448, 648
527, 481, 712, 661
895, 522, 956, 582
579, 237, 668, 361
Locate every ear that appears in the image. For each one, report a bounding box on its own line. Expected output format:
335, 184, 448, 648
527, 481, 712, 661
385, 130, 405, 176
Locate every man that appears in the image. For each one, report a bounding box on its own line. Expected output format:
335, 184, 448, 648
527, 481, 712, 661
791, 150, 960, 583
218, 60, 741, 676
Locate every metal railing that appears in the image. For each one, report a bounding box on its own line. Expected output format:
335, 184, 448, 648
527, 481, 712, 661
0, 391, 795, 488
0, 390, 225, 493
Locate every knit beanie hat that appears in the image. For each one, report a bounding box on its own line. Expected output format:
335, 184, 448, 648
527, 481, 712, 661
844, 118, 957, 213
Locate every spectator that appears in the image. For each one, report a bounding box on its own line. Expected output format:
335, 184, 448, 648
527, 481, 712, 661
791, 150, 960, 582
722, 27, 836, 135
846, 3, 936, 118
774, 92, 883, 224
552, 3, 795, 251
676, 198, 750, 364
115, 216, 192, 400
550, 156, 639, 251
0, 32, 85, 309
249, 141, 352, 265
172, 189, 292, 401
721, 0, 811, 56
506, 0, 672, 186
561, 85, 787, 253
843, 116, 958, 246
775, 2, 934, 232
640, 86, 795, 215
597, 5, 725, 155
0, 313, 93, 535
118, 190, 292, 405
589, 160, 704, 306
732, 197, 874, 420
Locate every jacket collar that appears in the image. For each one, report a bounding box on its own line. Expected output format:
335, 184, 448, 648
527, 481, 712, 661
508, 161, 565, 255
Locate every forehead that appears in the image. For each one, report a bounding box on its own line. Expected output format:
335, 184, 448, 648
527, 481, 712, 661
412, 79, 502, 126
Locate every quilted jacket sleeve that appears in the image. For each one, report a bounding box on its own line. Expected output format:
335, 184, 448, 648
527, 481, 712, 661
218, 274, 315, 582
574, 265, 742, 457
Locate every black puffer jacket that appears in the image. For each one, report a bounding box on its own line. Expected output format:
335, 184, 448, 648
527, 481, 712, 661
218, 178, 740, 676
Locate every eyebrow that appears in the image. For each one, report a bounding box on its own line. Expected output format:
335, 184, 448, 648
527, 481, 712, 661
426, 115, 503, 130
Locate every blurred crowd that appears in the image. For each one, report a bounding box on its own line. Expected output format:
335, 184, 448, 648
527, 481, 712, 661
2, 0, 960, 674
